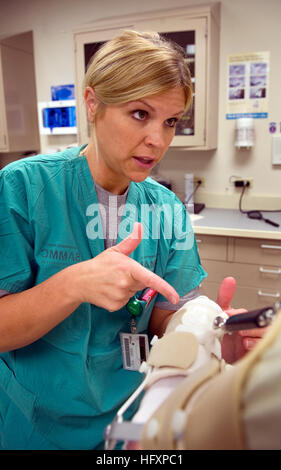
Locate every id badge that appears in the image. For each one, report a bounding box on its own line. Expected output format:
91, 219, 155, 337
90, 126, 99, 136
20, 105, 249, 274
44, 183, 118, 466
120, 333, 149, 371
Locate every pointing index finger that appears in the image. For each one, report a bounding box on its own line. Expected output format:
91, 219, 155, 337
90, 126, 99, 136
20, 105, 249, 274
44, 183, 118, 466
130, 260, 179, 305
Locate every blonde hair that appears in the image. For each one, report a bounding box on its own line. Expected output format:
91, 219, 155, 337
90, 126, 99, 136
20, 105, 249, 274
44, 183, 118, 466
83, 30, 193, 112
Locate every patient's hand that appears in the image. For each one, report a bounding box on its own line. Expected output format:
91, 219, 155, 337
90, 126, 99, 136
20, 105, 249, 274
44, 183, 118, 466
125, 441, 141, 450
217, 277, 268, 363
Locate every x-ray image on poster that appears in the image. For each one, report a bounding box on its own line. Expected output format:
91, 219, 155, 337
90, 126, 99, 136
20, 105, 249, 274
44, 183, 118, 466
226, 51, 269, 119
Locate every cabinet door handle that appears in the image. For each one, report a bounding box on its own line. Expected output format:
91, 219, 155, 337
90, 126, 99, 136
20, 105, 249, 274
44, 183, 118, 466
259, 267, 281, 275
260, 244, 281, 250
196, 239, 202, 243
258, 290, 280, 298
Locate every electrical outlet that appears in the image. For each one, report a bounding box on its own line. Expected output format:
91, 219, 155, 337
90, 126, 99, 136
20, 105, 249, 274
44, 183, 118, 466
194, 176, 205, 188
233, 177, 254, 188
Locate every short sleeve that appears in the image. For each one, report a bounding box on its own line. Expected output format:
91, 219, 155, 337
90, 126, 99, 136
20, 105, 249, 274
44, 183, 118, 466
156, 201, 207, 303
0, 169, 35, 293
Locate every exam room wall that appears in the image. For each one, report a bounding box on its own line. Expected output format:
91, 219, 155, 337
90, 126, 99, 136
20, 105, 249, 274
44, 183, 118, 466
0, 0, 280, 208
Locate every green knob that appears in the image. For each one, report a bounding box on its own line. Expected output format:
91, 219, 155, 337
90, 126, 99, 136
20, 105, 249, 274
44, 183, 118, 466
126, 298, 142, 316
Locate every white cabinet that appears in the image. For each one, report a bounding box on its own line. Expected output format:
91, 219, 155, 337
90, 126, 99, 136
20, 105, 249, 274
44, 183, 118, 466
73, 3, 220, 150
197, 234, 281, 310
0, 31, 40, 153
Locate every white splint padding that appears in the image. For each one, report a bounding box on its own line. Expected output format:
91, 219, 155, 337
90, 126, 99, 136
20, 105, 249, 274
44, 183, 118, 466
144, 296, 227, 388
165, 296, 227, 358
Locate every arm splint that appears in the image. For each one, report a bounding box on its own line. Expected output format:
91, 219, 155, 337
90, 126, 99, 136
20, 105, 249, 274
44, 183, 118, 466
142, 302, 281, 449
104, 297, 281, 450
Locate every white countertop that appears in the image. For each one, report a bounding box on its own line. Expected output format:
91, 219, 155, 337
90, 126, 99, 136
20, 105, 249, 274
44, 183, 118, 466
190, 208, 281, 240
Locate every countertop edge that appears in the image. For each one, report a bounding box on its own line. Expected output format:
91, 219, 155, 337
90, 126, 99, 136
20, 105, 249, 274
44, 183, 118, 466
193, 225, 281, 240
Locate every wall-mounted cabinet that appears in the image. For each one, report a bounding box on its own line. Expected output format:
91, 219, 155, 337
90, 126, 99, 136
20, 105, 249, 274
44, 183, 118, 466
73, 3, 220, 150
0, 31, 40, 153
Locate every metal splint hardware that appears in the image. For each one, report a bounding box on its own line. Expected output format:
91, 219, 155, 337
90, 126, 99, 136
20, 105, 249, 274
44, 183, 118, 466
213, 301, 281, 332
104, 364, 152, 450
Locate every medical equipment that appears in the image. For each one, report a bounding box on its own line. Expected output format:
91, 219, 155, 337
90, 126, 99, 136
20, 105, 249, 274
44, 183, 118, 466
51, 84, 75, 101
213, 302, 279, 332
104, 301, 281, 449
237, 180, 280, 228
104, 367, 153, 449
246, 210, 279, 228
272, 135, 281, 165
235, 118, 254, 149
37, 100, 77, 135
184, 173, 194, 213
126, 288, 158, 317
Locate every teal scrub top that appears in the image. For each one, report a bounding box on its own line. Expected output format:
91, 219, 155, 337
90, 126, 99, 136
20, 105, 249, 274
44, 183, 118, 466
0, 146, 206, 450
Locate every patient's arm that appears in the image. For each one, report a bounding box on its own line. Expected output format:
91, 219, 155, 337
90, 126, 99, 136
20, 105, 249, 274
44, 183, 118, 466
125, 295, 227, 449
150, 277, 267, 364
149, 306, 177, 339
125, 278, 269, 449
140, 304, 281, 450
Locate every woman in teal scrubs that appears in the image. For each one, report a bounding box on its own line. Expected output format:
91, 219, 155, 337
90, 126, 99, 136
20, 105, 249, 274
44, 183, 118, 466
0, 30, 261, 450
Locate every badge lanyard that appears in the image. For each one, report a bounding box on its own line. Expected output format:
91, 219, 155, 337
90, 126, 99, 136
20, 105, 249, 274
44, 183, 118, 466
120, 288, 157, 371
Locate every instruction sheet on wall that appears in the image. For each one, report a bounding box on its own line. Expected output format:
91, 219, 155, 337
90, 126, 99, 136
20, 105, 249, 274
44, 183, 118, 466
226, 51, 269, 119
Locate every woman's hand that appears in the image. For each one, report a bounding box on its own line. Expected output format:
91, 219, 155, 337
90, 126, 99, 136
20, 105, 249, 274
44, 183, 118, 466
69, 222, 179, 312
217, 277, 268, 363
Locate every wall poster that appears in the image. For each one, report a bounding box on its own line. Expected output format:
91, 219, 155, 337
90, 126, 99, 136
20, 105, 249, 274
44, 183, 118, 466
226, 51, 269, 119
